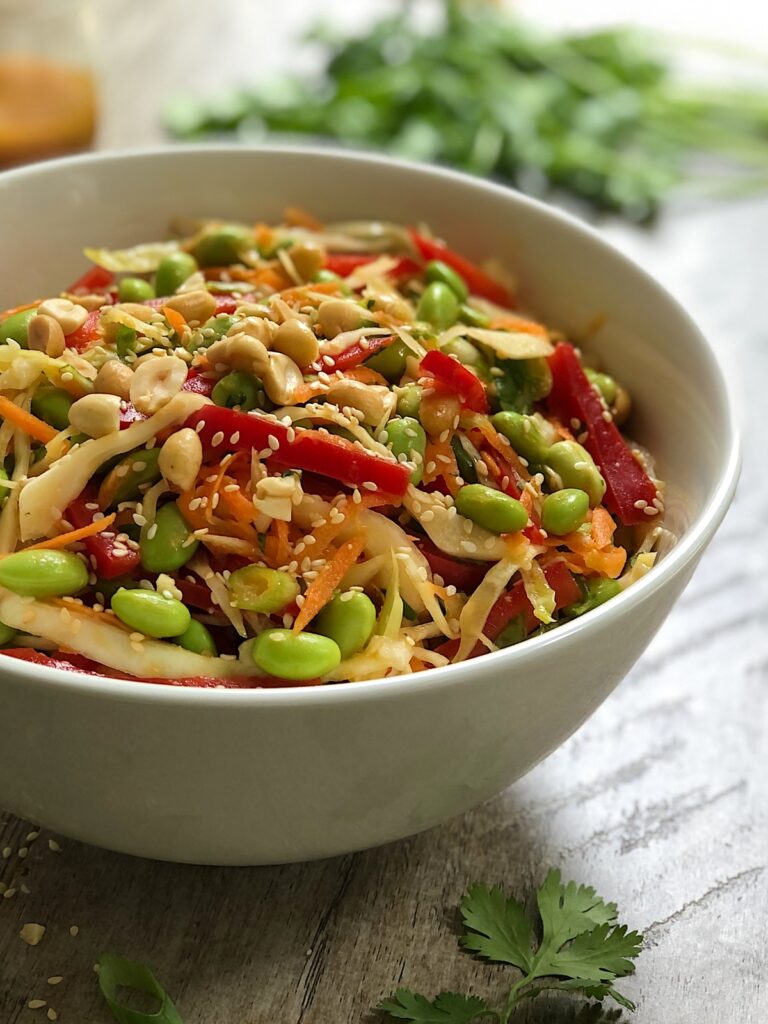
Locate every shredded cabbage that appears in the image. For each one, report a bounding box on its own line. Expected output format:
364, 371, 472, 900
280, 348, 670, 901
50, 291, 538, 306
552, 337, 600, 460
404, 486, 507, 562
465, 327, 553, 359
83, 241, 182, 273
454, 556, 522, 662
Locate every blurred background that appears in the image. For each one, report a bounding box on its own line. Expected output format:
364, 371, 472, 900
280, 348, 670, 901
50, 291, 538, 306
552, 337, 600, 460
2, 0, 768, 225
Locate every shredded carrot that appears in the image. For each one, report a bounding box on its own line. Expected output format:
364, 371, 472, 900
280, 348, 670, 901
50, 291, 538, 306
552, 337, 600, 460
218, 487, 259, 524
293, 532, 366, 632
162, 305, 188, 336
291, 381, 330, 404
274, 519, 290, 568
0, 300, 41, 321
24, 512, 117, 552
304, 500, 357, 559
558, 528, 626, 579
474, 419, 529, 481
283, 205, 324, 231
254, 222, 276, 251
0, 395, 57, 444
488, 315, 548, 337
280, 280, 340, 303
590, 507, 616, 548
343, 365, 389, 386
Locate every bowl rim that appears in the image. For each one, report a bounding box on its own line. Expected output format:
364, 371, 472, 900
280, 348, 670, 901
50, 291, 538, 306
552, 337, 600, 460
0, 143, 741, 706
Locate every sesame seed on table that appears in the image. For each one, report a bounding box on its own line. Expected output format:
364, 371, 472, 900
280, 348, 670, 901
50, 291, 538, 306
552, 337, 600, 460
1, 1, 767, 1022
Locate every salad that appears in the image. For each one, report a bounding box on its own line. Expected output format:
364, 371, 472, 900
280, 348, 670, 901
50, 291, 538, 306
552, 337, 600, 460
0, 213, 665, 687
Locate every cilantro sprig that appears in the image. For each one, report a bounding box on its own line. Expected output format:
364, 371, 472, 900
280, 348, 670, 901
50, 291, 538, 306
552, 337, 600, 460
379, 870, 642, 1023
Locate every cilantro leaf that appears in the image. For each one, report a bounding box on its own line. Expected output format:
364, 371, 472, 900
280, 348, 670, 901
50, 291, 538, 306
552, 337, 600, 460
537, 869, 619, 948
459, 883, 534, 972
378, 989, 491, 1023
547, 923, 643, 982
540, 979, 636, 1012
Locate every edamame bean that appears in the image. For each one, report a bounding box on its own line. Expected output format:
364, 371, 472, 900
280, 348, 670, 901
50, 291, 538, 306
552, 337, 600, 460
455, 484, 528, 535
315, 591, 376, 659
31, 386, 74, 431
212, 371, 265, 412
442, 338, 490, 380
192, 226, 253, 267
492, 410, 550, 464
111, 588, 191, 638
140, 503, 198, 573
226, 565, 299, 613
154, 252, 198, 296
201, 314, 237, 341
383, 416, 427, 484
118, 277, 155, 303
0, 549, 88, 597
0, 307, 37, 347
457, 302, 490, 328
547, 441, 606, 507
174, 619, 217, 656
541, 488, 590, 536
249, 628, 341, 680
396, 383, 422, 418
585, 368, 617, 406
572, 577, 621, 616
100, 448, 162, 507
417, 282, 459, 331
425, 259, 468, 301
0, 620, 17, 645
365, 339, 409, 382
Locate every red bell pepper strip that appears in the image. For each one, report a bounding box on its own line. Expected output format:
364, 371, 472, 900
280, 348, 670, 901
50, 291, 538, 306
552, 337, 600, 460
117, 371, 214, 430
308, 333, 393, 374
0, 648, 317, 688
67, 265, 115, 293
417, 539, 488, 592
546, 343, 658, 527
421, 349, 489, 414
408, 229, 514, 308
66, 493, 140, 579
436, 560, 581, 660
181, 369, 215, 397
65, 309, 102, 352
322, 253, 422, 280
184, 406, 412, 498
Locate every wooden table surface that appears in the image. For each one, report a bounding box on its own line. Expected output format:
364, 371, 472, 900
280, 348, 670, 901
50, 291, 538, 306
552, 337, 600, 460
1, 3, 767, 1021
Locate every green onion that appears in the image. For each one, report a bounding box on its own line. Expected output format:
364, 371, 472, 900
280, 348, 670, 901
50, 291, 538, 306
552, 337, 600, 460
97, 954, 183, 1024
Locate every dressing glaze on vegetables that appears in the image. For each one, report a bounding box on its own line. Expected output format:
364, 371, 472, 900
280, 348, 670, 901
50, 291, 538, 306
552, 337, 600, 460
0, 212, 666, 686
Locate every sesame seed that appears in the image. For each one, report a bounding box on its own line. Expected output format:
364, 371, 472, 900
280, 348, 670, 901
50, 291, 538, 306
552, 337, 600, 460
634, 499, 648, 509
47, 978, 63, 986
18, 846, 28, 859
49, 840, 61, 854
230, 432, 240, 444
362, 481, 377, 491
211, 430, 225, 447
26, 831, 39, 842
147, 523, 158, 540
601, 410, 613, 423
3, 888, 16, 899
47, 1009, 58, 1021
195, 420, 205, 433
20, 923, 46, 946
69, 926, 79, 937
642, 506, 659, 516
28, 999, 47, 1010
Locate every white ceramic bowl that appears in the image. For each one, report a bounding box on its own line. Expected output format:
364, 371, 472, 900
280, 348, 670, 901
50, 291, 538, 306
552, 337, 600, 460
0, 146, 738, 864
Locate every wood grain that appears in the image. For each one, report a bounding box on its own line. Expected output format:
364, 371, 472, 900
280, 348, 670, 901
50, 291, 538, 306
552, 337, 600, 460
1, 2, 767, 1021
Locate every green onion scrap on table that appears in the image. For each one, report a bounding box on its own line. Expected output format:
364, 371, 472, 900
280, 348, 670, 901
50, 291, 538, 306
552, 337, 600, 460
0, 214, 664, 687
167, 0, 768, 221
96, 870, 643, 1023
